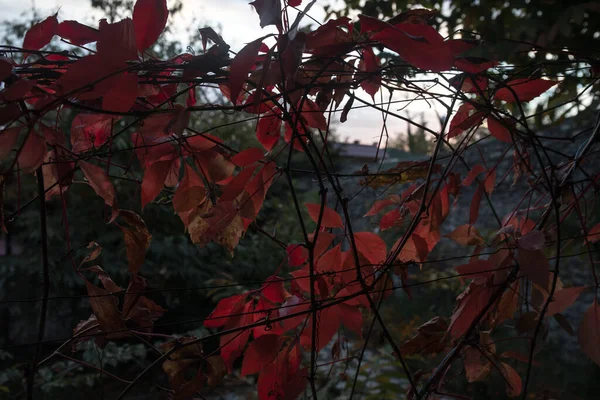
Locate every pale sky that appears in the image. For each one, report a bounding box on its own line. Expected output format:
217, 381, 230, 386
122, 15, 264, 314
0, 0, 445, 144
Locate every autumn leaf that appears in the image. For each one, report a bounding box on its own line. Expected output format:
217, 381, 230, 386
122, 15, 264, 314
448, 103, 485, 139
495, 78, 558, 103
446, 224, 485, 246
241, 334, 279, 376
401, 316, 448, 356
84, 280, 128, 340
17, 132, 46, 173
188, 201, 245, 254
141, 159, 173, 208
358, 47, 381, 98
57, 21, 100, 45
117, 210, 152, 274
305, 203, 344, 228
371, 24, 454, 72
133, 0, 169, 52
353, 232, 387, 266
229, 38, 263, 105
79, 160, 118, 219
360, 161, 440, 189
587, 222, 600, 243
546, 286, 587, 317
487, 116, 514, 143
101, 72, 139, 112
0, 127, 21, 160
578, 301, 600, 366
231, 147, 264, 167
22, 14, 58, 61
500, 362, 522, 397
517, 249, 550, 292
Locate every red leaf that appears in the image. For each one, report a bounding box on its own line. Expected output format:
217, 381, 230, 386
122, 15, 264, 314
455, 259, 495, 281
288, 0, 302, 6
0, 127, 21, 160
305, 203, 344, 228
587, 223, 600, 243
484, 168, 496, 194
229, 38, 263, 105
102, 72, 139, 112
287, 244, 308, 267
241, 334, 279, 376
517, 230, 545, 251
301, 99, 327, 130
446, 224, 485, 246
495, 78, 558, 103
71, 113, 114, 153
220, 165, 257, 202
79, 160, 116, 208
256, 112, 281, 151
141, 159, 172, 208
449, 282, 492, 338
97, 18, 138, 62
173, 164, 205, 218
578, 301, 600, 366
547, 286, 587, 317
371, 24, 454, 72
353, 232, 387, 266
17, 132, 46, 173
133, 0, 169, 52
260, 276, 288, 303
448, 103, 485, 139
22, 14, 58, 60
517, 249, 550, 291
57, 21, 100, 45
469, 183, 483, 225
204, 293, 248, 328
358, 47, 381, 99
231, 148, 264, 167
0, 58, 13, 82
379, 209, 402, 231
487, 116, 513, 143
364, 195, 400, 217
500, 362, 522, 397
462, 164, 486, 186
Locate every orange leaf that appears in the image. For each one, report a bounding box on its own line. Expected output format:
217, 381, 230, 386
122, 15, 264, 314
446, 224, 485, 246
79, 160, 117, 209
547, 286, 587, 317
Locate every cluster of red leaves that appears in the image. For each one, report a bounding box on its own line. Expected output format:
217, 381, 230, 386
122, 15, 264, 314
2, 0, 599, 399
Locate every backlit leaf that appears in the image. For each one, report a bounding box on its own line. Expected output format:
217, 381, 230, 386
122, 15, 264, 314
22, 14, 58, 60
495, 78, 558, 103
133, 0, 169, 52
229, 38, 263, 105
